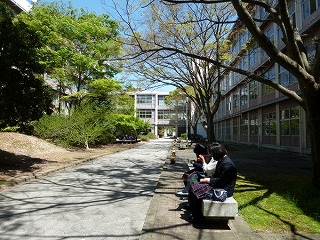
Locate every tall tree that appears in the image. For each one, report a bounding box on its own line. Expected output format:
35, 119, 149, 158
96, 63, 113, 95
131, 0, 320, 188
0, 3, 52, 132
19, 1, 121, 108
119, 1, 234, 142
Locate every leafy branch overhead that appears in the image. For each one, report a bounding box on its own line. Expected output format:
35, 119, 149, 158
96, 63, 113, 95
18, 2, 122, 100
115, 0, 320, 187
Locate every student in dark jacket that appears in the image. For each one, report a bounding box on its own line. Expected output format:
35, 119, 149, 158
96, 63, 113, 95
188, 144, 237, 223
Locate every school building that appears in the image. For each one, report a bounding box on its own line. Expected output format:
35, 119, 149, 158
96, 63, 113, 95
131, 91, 188, 138
212, 0, 319, 154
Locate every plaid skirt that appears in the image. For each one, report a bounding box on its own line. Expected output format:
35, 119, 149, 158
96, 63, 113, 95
191, 182, 212, 199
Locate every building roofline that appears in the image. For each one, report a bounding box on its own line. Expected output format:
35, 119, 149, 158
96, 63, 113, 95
1, 0, 33, 13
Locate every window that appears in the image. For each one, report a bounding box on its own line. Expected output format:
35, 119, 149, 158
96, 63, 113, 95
249, 44, 258, 67
261, 48, 267, 58
239, 31, 248, 49
259, 5, 268, 20
249, 80, 258, 101
240, 56, 248, 70
302, 0, 320, 20
158, 110, 174, 120
277, 26, 283, 44
232, 42, 238, 56
266, 25, 274, 43
233, 118, 238, 135
226, 96, 232, 112
259, 25, 274, 59
279, 65, 289, 86
217, 98, 226, 117
240, 115, 248, 135
240, 86, 248, 106
138, 109, 152, 118
306, 43, 316, 62
231, 71, 238, 85
280, 107, 299, 135
137, 95, 152, 104
262, 66, 275, 95
226, 120, 231, 137
288, 3, 296, 28
158, 95, 166, 106
279, 65, 297, 86
269, 0, 278, 6
249, 115, 259, 135
233, 93, 239, 108
262, 112, 276, 136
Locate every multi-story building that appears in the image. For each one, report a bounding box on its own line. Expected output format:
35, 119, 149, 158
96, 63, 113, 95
212, 1, 319, 154
1, 0, 34, 13
131, 91, 186, 138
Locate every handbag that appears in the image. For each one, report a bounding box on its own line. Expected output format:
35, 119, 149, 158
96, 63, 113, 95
182, 169, 195, 181
205, 188, 228, 202
191, 182, 213, 199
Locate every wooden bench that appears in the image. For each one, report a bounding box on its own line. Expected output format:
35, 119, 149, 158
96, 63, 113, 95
116, 138, 141, 144
202, 197, 238, 221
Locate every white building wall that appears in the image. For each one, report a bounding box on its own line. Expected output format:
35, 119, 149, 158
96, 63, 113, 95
132, 90, 175, 137
1, 0, 35, 13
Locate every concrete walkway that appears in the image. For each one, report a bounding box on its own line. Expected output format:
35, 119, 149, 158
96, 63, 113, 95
1, 139, 320, 240
0, 139, 172, 240
139, 143, 320, 240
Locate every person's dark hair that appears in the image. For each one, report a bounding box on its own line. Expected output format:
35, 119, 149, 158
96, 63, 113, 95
209, 144, 227, 160
193, 143, 207, 157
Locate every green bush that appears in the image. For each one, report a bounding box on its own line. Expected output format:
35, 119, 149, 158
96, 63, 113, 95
33, 114, 68, 139
34, 104, 108, 148
34, 104, 151, 148
139, 135, 150, 142
180, 133, 186, 140
138, 132, 157, 141
0, 125, 20, 132
147, 132, 157, 139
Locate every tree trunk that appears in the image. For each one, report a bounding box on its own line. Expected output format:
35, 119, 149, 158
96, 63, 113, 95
206, 116, 216, 143
306, 101, 320, 189
85, 139, 90, 150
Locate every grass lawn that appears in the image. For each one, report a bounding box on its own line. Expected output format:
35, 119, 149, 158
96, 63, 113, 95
234, 175, 320, 233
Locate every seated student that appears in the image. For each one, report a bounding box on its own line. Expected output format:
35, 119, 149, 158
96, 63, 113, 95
193, 143, 207, 157
190, 143, 208, 171
176, 143, 218, 197
188, 144, 237, 223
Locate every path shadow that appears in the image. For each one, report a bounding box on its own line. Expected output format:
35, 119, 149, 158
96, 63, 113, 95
0, 150, 49, 175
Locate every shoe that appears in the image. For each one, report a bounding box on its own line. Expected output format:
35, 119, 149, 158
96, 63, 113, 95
182, 203, 192, 210
189, 215, 205, 224
175, 191, 189, 197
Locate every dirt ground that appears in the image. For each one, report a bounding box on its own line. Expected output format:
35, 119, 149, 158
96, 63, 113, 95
0, 132, 143, 191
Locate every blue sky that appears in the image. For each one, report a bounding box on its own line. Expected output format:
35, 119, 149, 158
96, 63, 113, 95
39, 0, 174, 92
41, 0, 116, 16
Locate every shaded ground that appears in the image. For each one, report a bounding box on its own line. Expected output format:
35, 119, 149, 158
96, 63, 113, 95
0, 132, 143, 190
226, 143, 312, 177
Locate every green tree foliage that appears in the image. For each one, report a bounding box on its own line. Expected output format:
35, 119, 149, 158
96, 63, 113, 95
64, 104, 109, 149
133, 0, 320, 187
34, 107, 149, 148
19, 1, 122, 107
0, 3, 52, 132
111, 113, 150, 137
34, 77, 143, 147
34, 103, 115, 148
120, 1, 234, 142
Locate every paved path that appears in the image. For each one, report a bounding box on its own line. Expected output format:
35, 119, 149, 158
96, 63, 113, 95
0, 139, 172, 240
139, 143, 320, 240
